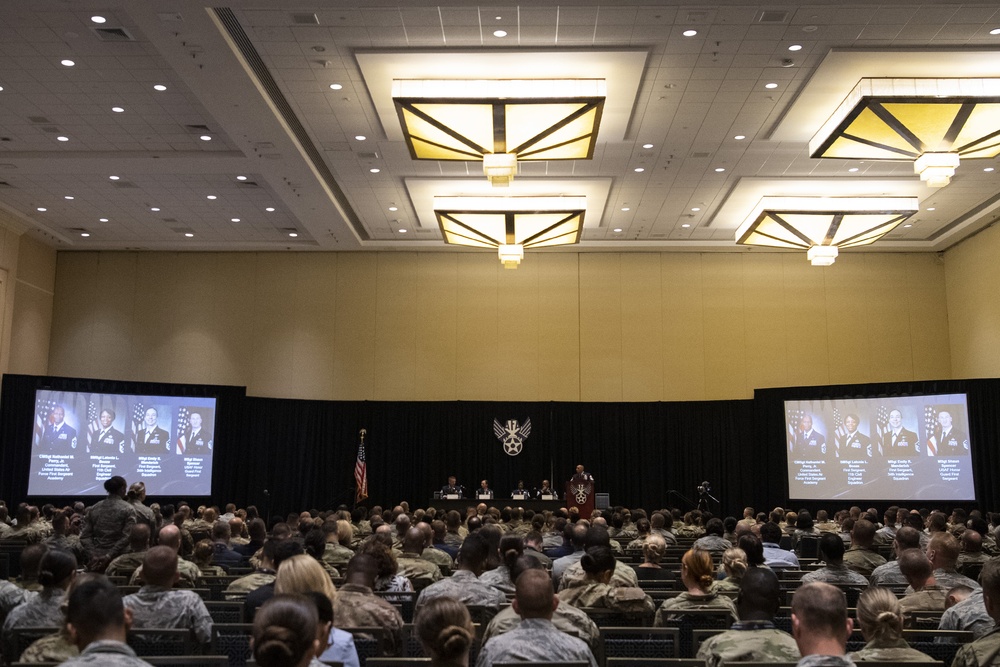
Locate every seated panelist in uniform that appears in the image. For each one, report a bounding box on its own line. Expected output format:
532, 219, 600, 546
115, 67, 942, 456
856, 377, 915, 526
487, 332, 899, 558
536, 480, 557, 499
440, 476, 464, 498
511, 481, 529, 498
90, 409, 126, 455
476, 480, 493, 499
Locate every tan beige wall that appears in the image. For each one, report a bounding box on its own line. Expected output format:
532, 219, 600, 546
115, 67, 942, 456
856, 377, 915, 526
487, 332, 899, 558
945, 222, 1000, 379
47, 250, 952, 401
9, 236, 57, 375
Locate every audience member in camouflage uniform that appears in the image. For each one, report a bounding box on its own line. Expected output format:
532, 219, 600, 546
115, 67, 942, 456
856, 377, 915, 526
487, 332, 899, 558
561, 526, 640, 591
957, 531, 992, 578
939, 587, 994, 639
698, 567, 800, 667
898, 549, 948, 616
130, 525, 201, 588
416, 532, 505, 618
122, 546, 213, 647
791, 582, 855, 667
625, 518, 652, 550
60, 578, 153, 667
3, 505, 47, 544
330, 553, 404, 656
226, 539, 278, 599
80, 476, 136, 570
952, 559, 1000, 667
655, 547, 738, 626
870, 527, 922, 586
12, 544, 46, 592
105, 524, 150, 578
1, 549, 77, 662
475, 568, 598, 667
842, 520, 887, 577
0, 579, 36, 618
417, 522, 453, 575
694, 518, 734, 556
127, 482, 156, 532
44, 510, 88, 566
397, 527, 444, 591
322, 519, 355, 570
849, 587, 935, 662
920, 532, 981, 593
801, 534, 869, 588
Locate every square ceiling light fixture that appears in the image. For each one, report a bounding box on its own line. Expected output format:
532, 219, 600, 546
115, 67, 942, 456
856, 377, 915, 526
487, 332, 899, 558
735, 197, 919, 266
394, 79, 605, 187
811, 78, 1000, 187
433, 196, 585, 268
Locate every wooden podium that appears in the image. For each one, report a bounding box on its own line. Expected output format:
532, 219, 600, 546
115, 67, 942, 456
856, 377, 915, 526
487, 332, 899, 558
566, 476, 595, 519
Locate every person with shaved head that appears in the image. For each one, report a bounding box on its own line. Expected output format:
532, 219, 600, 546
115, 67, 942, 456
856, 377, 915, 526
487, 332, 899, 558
791, 582, 854, 667
925, 532, 980, 592
952, 559, 1000, 667
898, 549, 948, 616
122, 546, 213, 647
396, 527, 443, 591
958, 531, 992, 578
129, 524, 201, 588
475, 568, 597, 667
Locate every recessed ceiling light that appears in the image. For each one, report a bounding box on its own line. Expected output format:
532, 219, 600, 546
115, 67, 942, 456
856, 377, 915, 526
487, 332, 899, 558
681, 223, 691, 228
99, 218, 109, 222
109, 175, 120, 180
153, 84, 167, 91
265, 207, 275, 212
691, 207, 701, 212
329, 83, 343, 90
764, 82, 778, 89
0, 86, 4, 92
36, 207, 47, 212
388, 206, 398, 212
206, 195, 217, 200
355, 135, 367, 141
642, 143, 654, 149
903, 224, 913, 228
714, 167, 726, 172
369, 168, 380, 173
184, 233, 194, 237
495, 16, 502, 20
64, 196, 74, 200
682, 29, 698, 37
199, 135, 212, 141
848, 167, 859, 172
926, 207, 936, 211
60, 59, 75, 67
493, 30, 507, 37
111, 106, 124, 113
621, 207, 630, 211
91, 15, 106, 24
231, 218, 240, 222
289, 232, 299, 237
150, 207, 160, 212
734, 135, 746, 140
985, 167, 995, 172
236, 175, 247, 181
80, 232, 90, 237
613, 228, 623, 233
991, 28, 1000, 35
634, 167, 645, 173
398, 228, 407, 233
788, 44, 803, 51
57, 136, 69, 142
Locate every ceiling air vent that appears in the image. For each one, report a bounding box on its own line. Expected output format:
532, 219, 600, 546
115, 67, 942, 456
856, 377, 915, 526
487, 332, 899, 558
162, 218, 178, 223
758, 10, 789, 23
0, 181, 13, 188
291, 13, 319, 25
236, 181, 259, 188
690, 152, 711, 158
357, 151, 380, 160
28, 116, 51, 124
91, 27, 136, 41
184, 124, 211, 134
113, 181, 138, 188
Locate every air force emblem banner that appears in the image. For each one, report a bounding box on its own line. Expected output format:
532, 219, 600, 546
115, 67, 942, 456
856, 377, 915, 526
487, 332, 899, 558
494, 418, 531, 456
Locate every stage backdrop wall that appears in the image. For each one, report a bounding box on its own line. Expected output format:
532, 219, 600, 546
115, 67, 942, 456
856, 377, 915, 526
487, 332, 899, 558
5, 374, 999, 515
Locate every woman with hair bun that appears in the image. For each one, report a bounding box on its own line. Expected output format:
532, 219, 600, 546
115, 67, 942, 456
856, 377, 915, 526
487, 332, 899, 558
636, 534, 674, 584
849, 587, 935, 662
480, 534, 523, 594
1, 549, 77, 657
558, 546, 654, 615
414, 596, 475, 667
715, 547, 749, 592
654, 547, 738, 626
252, 594, 320, 667
80, 475, 135, 571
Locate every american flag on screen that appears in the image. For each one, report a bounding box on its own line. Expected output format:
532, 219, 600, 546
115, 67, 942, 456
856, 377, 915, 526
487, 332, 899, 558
874, 405, 888, 456
130, 401, 146, 453
355, 429, 368, 503
787, 407, 805, 453
832, 407, 848, 458
85, 400, 100, 453
924, 405, 938, 456
175, 407, 190, 455
34, 398, 60, 447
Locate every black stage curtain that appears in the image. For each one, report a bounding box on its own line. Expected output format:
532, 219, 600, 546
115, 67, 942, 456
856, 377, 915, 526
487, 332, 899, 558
3, 373, 998, 515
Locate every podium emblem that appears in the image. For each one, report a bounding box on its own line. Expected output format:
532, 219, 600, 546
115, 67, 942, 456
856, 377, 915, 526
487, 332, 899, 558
572, 484, 589, 504
494, 418, 531, 456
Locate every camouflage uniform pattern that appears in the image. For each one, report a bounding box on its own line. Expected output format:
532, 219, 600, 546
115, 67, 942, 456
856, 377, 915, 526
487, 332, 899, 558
3, 523, 47, 544
796, 655, 856, 667
869, 560, 906, 586
44, 534, 88, 565
415, 569, 506, 613
848, 638, 936, 662
58, 639, 154, 666
122, 585, 213, 644
957, 552, 992, 578
130, 558, 201, 588
80, 496, 136, 558
479, 565, 514, 594
952, 627, 1000, 667
694, 535, 733, 553
2, 590, 66, 641
19, 631, 79, 663
106, 550, 149, 578
323, 542, 354, 570
801, 564, 870, 587
396, 552, 443, 591
524, 547, 552, 569
898, 585, 948, 615
931, 568, 981, 591
0, 580, 36, 613
482, 601, 602, 658
558, 580, 655, 615
842, 547, 887, 576
654, 591, 739, 626
421, 547, 454, 575
331, 583, 404, 656
626, 536, 649, 549
558, 560, 639, 591
939, 589, 994, 639
714, 577, 741, 592
225, 570, 276, 599
474, 617, 598, 667
696, 620, 800, 667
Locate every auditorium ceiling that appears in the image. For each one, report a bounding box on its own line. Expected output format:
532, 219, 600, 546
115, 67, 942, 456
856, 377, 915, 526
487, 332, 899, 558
2, 1, 1000, 254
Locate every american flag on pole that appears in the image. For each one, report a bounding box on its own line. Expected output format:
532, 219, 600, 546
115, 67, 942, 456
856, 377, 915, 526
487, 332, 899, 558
34, 397, 60, 447
130, 401, 146, 453
924, 405, 938, 456
832, 407, 848, 458
874, 405, 888, 456
787, 407, 805, 453
355, 429, 368, 503
174, 407, 190, 455
85, 400, 100, 453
